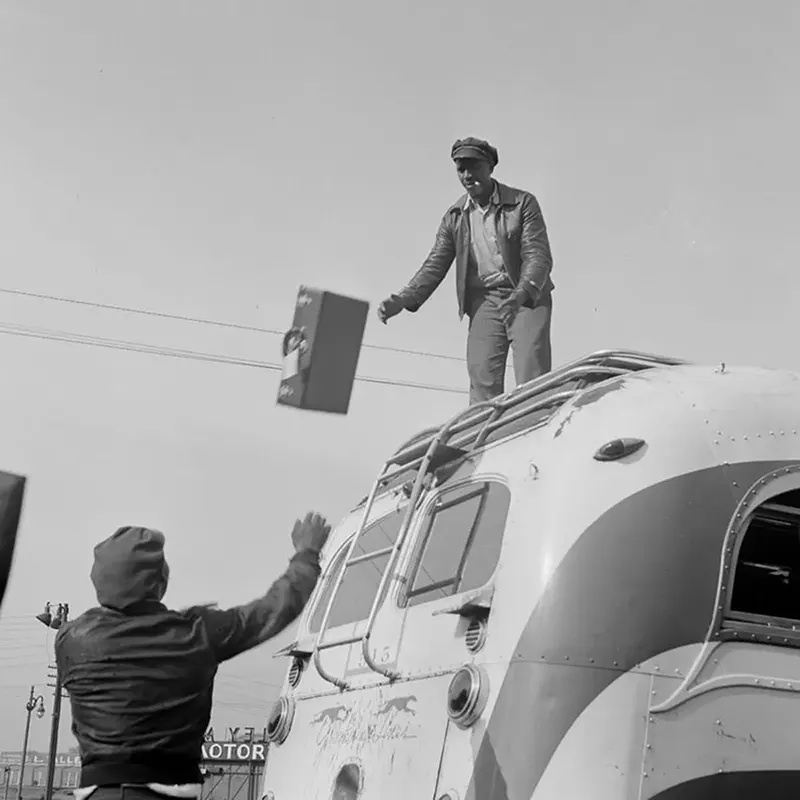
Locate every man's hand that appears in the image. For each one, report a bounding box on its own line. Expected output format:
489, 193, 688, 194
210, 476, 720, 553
377, 295, 404, 324
497, 289, 530, 325
291, 512, 331, 555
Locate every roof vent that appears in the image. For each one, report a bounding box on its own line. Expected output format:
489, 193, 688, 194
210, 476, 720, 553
465, 617, 487, 653
593, 437, 646, 462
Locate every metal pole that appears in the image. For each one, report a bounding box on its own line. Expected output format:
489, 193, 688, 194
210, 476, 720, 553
16, 687, 34, 800
4, 766, 12, 800
44, 604, 68, 800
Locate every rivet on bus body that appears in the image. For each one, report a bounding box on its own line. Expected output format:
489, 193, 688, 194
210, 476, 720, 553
732, 481, 739, 487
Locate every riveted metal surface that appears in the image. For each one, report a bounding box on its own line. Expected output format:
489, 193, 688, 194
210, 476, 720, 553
651, 640, 800, 717
641, 651, 800, 798
530, 670, 654, 800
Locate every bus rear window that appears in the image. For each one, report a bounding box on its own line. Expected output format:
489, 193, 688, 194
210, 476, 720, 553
308, 506, 406, 632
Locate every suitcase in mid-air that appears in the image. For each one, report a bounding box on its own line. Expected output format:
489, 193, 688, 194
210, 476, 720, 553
277, 287, 369, 415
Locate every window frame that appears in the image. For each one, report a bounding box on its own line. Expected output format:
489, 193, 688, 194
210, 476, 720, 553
305, 504, 408, 634
397, 477, 511, 610
716, 466, 800, 647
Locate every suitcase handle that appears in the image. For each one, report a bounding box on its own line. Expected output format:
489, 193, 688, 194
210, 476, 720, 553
281, 326, 308, 357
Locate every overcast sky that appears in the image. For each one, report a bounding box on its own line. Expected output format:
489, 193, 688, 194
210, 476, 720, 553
1, 0, 799, 752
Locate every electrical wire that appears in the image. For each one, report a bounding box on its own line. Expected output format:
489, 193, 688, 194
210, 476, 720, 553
0, 286, 467, 363
0, 321, 467, 395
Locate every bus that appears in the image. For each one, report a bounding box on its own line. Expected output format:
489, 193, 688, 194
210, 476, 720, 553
260, 349, 800, 799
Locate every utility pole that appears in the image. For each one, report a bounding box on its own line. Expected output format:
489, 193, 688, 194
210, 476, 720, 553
36, 602, 69, 800
16, 686, 45, 800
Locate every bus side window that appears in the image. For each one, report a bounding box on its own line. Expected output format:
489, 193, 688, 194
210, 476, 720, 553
728, 488, 800, 623
308, 506, 406, 632
402, 481, 511, 608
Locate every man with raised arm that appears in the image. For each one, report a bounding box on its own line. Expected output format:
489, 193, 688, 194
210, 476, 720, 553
55, 513, 330, 800
378, 137, 555, 404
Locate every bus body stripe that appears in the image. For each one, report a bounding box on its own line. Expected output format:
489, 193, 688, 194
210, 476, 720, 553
466, 459, 798, 799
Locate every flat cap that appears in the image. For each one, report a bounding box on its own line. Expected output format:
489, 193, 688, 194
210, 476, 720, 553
450, 137, 499, 167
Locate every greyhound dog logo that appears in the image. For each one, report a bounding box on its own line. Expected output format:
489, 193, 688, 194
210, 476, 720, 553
376, 696, 417, 717
311, 705, 350, 726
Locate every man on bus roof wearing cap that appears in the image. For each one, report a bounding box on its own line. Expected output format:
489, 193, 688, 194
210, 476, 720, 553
378, 137, 554, 405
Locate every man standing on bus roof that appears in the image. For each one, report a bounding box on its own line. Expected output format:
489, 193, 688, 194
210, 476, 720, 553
378, 137, 554, 404
54, 513, 330, 800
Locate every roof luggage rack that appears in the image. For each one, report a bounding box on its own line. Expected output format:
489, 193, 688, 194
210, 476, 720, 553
312, 348, 685, 689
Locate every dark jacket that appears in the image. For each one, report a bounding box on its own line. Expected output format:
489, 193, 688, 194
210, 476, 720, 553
397, 181, 554, 318
55, 526, 320, 788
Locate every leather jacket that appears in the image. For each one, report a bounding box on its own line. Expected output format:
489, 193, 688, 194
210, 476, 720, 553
397, 181, 554, 318
55, 549, 320, 787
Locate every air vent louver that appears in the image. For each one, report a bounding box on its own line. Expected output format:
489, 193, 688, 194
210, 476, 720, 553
287, 657, 303, 688
465, 617, 487, 653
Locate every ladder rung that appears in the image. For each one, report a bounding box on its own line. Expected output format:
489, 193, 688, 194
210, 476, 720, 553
346, 546, 393, 567
317, 634, 361, 652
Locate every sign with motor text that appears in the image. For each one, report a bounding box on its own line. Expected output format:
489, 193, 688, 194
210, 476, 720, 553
201, 742, 267, 763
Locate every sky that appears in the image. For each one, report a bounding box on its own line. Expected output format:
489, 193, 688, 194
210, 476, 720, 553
1, 0, 799, 753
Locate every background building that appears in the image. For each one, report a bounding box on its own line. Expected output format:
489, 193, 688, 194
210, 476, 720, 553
0, 729, 269, 800
0, 751, 80, 799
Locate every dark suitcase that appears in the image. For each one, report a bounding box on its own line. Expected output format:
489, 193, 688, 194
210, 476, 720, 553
277, 286, 369, 414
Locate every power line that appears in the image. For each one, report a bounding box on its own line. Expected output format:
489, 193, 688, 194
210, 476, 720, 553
0, 286, 466, 363
0, 321, 467, 396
